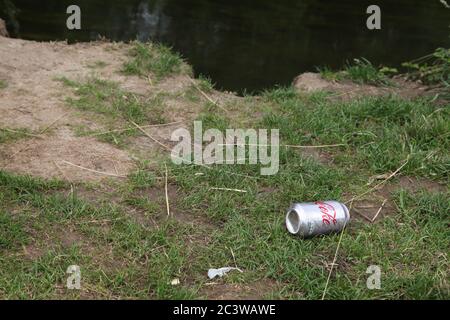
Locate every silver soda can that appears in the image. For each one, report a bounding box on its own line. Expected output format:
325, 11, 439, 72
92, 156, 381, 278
286, 201, 350, 237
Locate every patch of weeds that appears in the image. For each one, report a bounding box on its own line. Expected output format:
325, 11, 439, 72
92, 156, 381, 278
403, 48, 449, 85
128, 166, 156, 190
262, 86, 298, 103
171, 146, 348, 222
0, 170, 197, 299
262, 93, 449, 180
123, 42, 191, 80
177, 159, 449, 299
0, 211, 29, 250
0, 170, 65, 194
343, 58, 393, 86
74, 123, 140, 148
403, 47, 449, 99
123, 196, 160, 214
0, 246, 88, 299
58, 77, 167, 138
122, 163, 160, 215
316, 66, 343, 81
169, 136, 353, 298
60, 77, 146, 123
184, 86, 202, 103
325, 190, 449, 299
0, 128, 33, 144
0, 79, 7, 89
167, 89, 449, 298
197, 108, 230, 132
197, 74, 215, 93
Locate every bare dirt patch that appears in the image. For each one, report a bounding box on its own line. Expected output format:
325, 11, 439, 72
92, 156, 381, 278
200, 278, 280, 300
145, 184, 216, 230
0, 37, 133, 131
293, 72, 427, 100
0, 126, 134, 182
382, 176, 447, 194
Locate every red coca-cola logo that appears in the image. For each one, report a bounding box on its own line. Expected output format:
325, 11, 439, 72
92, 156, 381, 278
315, 201, 337, 225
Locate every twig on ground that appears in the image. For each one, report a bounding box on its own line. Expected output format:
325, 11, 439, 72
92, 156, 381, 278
229, 247, 238, 269
371, 199, 388, 222
164, 162, 171, 217
210, 187, 247, 193
188, 78, 227, 112
89, 121, 182, 137
132, 123, 260, 181
130, 121, 172, 151
284, 143, 346, 149
53, 160, 70, 180
2, 142, 34, 169
0, 128, 41, 138
354, 205, 377, 209
75, 218, 124, 225
40, 112, 70, 134
61, 160, 127, 178
322, 200, 352, 300
217, 143, 346, 149
352, 207, 373, 222
346, 156, 410, 204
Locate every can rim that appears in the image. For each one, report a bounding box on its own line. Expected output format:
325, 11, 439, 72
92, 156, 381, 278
286, 207, 301, 234
339, 202, 351, 221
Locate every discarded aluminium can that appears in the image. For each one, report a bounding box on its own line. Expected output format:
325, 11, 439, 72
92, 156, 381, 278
286, 201, 350, 238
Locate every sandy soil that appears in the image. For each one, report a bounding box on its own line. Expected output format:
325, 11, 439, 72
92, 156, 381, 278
294, 72, 428, 100
0, 36, 199, 182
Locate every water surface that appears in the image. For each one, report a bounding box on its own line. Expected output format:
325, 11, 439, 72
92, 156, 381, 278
1, 0, 449, 93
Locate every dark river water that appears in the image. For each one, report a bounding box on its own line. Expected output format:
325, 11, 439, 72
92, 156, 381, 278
1, 0, 449, 93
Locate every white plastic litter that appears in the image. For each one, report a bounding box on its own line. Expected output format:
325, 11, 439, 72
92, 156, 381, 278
207, 267, 243, 279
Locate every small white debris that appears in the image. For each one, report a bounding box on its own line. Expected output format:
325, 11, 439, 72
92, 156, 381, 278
170, 278, 180, 286
207, 267, 243, 279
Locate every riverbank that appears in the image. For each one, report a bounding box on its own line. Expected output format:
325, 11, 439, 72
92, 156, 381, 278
0, 36, 448, 299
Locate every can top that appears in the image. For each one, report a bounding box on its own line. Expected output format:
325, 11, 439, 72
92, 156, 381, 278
286, 207, 301, 234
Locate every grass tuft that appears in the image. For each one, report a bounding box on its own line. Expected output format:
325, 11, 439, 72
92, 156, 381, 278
57, 76, 166, 145
343, 58, 393, 86
0, 128, 33, 144
403, 47, 450, 100
123, 42, 191, 80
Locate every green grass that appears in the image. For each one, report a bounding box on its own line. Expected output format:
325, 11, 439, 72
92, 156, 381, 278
316, 59, 395, 86
197, 74, 215, 93
343, 58, 393, 86
0, 211, 29, 250
2, 47, 448, 299
0, 170, 197, 299
123, 42, 191, 80
403, 47, 450, 100
316, 66, 343, 82
262, 88, 449, 179
0, 79, 7, 89
0, 128, 34, 144
58, 76, 166, 146
1, 91, 448, 298
164, 90, 449, 299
